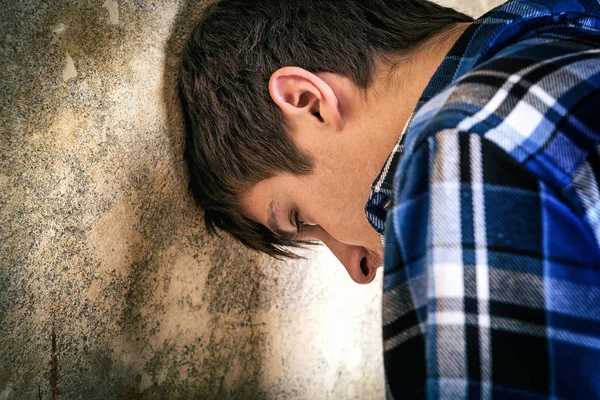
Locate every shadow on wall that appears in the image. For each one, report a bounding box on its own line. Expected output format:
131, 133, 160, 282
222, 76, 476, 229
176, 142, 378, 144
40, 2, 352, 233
0, 0, 273, 398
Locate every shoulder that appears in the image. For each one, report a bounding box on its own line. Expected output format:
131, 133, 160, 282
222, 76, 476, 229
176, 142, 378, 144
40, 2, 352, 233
390, 32, 600, 259
404, 31, 600, 191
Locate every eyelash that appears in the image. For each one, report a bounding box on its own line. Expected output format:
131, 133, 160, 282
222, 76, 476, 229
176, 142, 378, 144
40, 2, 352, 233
293, 210, 307, 234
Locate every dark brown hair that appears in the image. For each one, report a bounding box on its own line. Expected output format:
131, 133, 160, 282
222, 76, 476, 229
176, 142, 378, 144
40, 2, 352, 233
179, 0, 473, 258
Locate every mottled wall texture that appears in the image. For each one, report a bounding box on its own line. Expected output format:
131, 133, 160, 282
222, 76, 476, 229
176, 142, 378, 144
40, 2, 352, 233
0, 1, 504, 399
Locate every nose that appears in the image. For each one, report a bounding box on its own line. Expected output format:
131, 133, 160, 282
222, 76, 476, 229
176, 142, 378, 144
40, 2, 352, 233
316, 230, 376, 284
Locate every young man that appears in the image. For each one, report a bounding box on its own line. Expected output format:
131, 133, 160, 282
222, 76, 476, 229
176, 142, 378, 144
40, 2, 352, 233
179, 0, 600, 398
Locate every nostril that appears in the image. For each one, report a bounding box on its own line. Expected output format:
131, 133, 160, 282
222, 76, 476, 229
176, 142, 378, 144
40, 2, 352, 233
360, 257, 368, 276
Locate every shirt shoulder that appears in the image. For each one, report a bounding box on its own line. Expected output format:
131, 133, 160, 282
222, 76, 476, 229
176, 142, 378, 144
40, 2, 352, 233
400, 31, 600, 223
386, 27, 600, 266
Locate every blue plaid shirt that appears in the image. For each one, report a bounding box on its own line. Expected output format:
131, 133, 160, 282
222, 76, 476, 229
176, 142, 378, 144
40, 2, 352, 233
364, 0, 600, 398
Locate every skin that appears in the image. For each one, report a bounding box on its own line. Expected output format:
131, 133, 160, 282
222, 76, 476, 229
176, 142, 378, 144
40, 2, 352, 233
242, 23, 471, 284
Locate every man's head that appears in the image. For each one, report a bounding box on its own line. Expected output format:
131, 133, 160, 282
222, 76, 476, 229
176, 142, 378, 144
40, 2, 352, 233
179, 0, 472, 283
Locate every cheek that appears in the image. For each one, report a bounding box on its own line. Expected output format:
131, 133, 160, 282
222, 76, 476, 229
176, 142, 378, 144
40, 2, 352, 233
305, 183, 372, 244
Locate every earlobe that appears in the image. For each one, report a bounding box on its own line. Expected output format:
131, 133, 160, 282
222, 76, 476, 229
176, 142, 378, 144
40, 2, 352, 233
269, 67, 344, 131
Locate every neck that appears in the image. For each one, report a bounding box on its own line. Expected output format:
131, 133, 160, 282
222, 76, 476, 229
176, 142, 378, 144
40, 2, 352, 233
407, 23, 470, 88
362, 23, 471, 182
386, 22, 471, 109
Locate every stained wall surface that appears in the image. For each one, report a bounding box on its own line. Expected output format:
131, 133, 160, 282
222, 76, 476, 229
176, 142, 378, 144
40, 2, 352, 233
1, 1, 504, 399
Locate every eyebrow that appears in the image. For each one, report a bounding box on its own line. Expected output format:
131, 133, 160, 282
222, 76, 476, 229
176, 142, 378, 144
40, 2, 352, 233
267, 199, 297, 241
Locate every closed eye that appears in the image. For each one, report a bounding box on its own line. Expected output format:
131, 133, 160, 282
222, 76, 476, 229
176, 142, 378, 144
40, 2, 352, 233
293, 210, 308, 234
289, 209, 321, 241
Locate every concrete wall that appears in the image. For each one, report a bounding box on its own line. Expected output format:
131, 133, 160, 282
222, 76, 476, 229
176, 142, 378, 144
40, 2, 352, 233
0, 1, 504, 399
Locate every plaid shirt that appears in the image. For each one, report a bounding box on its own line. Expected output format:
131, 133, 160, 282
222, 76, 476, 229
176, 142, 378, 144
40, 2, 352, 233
364, 0, 600, 398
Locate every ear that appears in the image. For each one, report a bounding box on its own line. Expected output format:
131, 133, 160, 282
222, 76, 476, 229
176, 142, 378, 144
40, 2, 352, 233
269, 67, 344, 131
